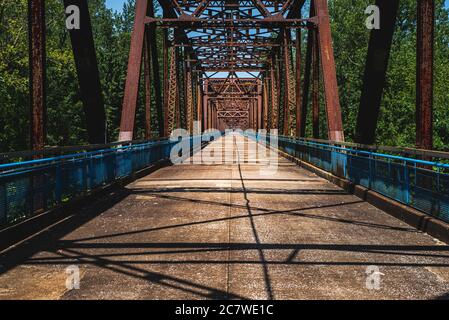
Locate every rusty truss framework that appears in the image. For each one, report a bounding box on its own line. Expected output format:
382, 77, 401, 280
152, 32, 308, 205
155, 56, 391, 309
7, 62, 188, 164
118, 0, 346, 141
25, 0, 437, 152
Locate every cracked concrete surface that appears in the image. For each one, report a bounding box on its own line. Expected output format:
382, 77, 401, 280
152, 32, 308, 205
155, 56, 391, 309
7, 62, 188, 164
0, 133, 448, 300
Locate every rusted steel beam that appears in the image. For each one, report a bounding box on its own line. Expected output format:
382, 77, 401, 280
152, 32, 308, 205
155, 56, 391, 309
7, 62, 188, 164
355, 0, 399, 145
148, 17, 309, 28
29, 0, 46, 151
192, 0, 211, 17
175, 43, 282, 48
186, 66, 194, 132
147, 0, 164, 138
250, 0, 271, 17
163, 28, 169, 136
195, 68, 265, 72
257, 85, 263, 129
312, 30, 320, 139
166, 46, 178, 136
28, 0, 46, 213
286, 0, 307, 19
203, 91, 209, 131
175, 46, 183, 128
263, 79, 269, 129
270, 56, 279, 129
197, 84, 203, 129
416, 0, 434, 150
295, 27, 302, 137
300, 12, 314, 138
144, 34, 152, 140
313, 0, 344, 141
64, 0, 106, 144
119, 0, 148, 141
283, 29, 296, 136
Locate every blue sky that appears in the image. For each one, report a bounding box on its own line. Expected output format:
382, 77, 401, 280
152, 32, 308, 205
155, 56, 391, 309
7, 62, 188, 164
106, 0, 449, 12
105, 0, 126, 12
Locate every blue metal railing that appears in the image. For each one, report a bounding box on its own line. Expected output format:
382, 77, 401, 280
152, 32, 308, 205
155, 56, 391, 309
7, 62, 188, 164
0, 137, 192, 227
250, 133, 449, 223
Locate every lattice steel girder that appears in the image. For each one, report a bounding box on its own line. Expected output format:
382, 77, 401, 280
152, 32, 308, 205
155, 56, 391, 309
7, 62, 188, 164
282, 29, 297, 136
166, 46, 178, 136
217, 111, 250, 118
186, 67, 194, 132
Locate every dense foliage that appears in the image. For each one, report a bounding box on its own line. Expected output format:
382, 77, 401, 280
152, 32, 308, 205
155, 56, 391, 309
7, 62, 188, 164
328, 0, 449, 149
0, 0, 448, 152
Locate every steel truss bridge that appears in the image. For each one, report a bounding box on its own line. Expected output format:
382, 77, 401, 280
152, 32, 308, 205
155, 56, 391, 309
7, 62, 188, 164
1, 0, 448, 300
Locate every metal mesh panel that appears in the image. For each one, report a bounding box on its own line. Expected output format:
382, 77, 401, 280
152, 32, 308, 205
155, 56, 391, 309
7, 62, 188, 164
253, 133, 449, 224
0, 138, 186, 228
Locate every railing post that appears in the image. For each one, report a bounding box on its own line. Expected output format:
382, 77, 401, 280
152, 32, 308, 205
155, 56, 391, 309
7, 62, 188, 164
55, 163, 62, 205
369, 154, 374, 189
0, 183, 6, 226
404, 161, 410, 205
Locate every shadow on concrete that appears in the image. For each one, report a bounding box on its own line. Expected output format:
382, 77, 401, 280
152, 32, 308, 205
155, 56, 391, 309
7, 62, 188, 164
22, 243, 449, 267
235, 140, 274, 299
130, 187, 349, 195
0, 187, 131, 275
56, 247, 243, 300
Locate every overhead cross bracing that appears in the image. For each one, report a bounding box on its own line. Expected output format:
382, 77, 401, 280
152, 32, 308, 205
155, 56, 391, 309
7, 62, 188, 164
151, 0, 309, 74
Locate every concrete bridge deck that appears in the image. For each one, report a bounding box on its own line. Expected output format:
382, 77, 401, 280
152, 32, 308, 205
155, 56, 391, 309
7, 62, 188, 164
0, 134, 448, 300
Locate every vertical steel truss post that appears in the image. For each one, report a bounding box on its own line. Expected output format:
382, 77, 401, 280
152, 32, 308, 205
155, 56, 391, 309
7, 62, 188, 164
64, 0, 106, 144
203, 81, 209, 132
278, 44, 286, 134
277, 50, 283, 130
28, 0, 46, 214
119, 0, 148, 141
148, 0, 164, 138
312, 29, 320, 139
144, 29, 152, 139
266, 77, 273, 130
416, 0, 434, 150
263, 79, 269, 130
166, 46, 178, 136
197, 83, 203, 130
355, 0, 400, 145
163, 28, 169, 137
176, 46, 184, 129
29, 0, 46, 151
295, 27, 302, 137
270, 54, 279, 130
300, 3, 316, 138
314, 0, 344, 141
186, 63, 194, 133
283, 29, 297, 136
